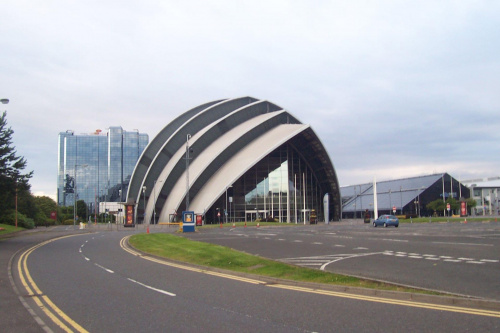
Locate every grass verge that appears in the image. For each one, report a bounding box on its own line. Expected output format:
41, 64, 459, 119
129, 233, 438, 295
0, 223, 24, 236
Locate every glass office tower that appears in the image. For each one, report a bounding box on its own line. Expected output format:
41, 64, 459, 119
57, 127, 148, 214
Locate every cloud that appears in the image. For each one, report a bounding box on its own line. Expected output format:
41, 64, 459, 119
1, 0, 499, 197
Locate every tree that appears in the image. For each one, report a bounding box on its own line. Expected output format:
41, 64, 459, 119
465, 198, 477, 215
0, 111, 33, 224
426, 199, 445, 216
34, 196, 58, 226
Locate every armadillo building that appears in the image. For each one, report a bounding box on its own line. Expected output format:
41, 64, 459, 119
126, 97, 341, 224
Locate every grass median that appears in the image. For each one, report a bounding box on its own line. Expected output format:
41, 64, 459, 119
129, 233, 437, 294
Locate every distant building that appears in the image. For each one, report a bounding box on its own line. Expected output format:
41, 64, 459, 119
125, 97, 341, 225
341, 173, 470, 218
462, 177, 500, 216
57, 127, 148, 214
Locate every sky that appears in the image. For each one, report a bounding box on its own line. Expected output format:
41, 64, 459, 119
1, 1, 499, 200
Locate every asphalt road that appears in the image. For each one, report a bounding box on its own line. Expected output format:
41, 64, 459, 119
2, 222, 500, 332
182, 221, 500, 300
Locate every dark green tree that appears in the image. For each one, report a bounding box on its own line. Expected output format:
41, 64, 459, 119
426, 199, 445, 216
0, 111, 33, 224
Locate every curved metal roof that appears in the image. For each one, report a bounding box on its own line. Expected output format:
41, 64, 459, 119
126, 96, 341, 222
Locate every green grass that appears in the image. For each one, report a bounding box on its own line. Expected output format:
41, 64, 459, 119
0, 223, 24, 235
129, 233, 437, 294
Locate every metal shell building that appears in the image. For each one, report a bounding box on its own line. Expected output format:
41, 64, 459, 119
126, 97, 341, 224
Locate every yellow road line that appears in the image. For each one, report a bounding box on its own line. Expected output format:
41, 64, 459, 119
18, 234, 90, 333
268, 284, 500, 318
121, 235, 265, 285
122, 235, 500, 318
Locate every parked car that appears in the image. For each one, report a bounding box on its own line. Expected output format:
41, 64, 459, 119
373, 215, 399, 228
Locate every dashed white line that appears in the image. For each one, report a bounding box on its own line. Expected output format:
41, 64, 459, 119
127, 278, 176, 296
95, 263, 114, 273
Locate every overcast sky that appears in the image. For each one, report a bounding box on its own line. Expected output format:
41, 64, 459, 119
1, 1, 499, 200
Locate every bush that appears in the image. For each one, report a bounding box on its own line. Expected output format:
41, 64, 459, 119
0, 210, 35, 229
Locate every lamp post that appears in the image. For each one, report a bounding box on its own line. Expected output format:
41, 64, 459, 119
185, 134, 191, 211
2, 99, 15, 226
153, 180, 163, 225
225, 185, 233, 223
73, 164, 88, 226
142, 186, 146, 225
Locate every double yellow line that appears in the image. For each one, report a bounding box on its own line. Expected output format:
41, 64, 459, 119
17, 235, 89, 333
122, 235, 500, 318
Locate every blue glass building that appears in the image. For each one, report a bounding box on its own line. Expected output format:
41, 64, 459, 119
57, 127, 148, 214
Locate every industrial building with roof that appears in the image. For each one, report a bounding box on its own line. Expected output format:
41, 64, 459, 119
341, 173, 470, 219
125, 97, 341, 225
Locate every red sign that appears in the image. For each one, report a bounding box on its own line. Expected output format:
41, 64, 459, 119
460, 201, 467, 217
196, 215, 203, 226
125, 205, 134, 225
50, 211, 57, 220
446, 203, 450, 211
392, 206, 396, 213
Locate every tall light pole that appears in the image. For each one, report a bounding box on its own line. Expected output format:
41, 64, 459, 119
142, 186, 146, 225
74, 164, 88, 226
153, 180, 163, 224
1, 99, 15, 226
185, 134, 191, 211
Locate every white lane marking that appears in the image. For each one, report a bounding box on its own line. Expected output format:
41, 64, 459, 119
408, 256, 423, 259
458, 258, 475, 261
444, 259, 461, 262
334, 245, 345, 247
425, 257, 440, 261
84, 256, 90, 261
127, 278, 176, 296
94, 263, 114, 273
466, 261, 485, 265
312, 242, 323, 245
354, 247, 368, 250
382, 239, 408, 242
480, 259, 499, 263
432, 242, 493, 247
293, 240, 303, 243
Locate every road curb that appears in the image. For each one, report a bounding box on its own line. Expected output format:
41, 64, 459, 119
125, 238, 500, 312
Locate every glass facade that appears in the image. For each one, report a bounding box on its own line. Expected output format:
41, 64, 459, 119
57, 128, 148, 215
205, 143, 326, 224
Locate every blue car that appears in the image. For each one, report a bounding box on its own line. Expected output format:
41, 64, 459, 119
373, 215, 399, 228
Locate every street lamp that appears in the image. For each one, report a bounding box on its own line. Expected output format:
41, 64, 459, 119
153, 180, 163, 224
185, 134, 192, 211
225, 185, 233, 223
74, 164, 88, 226
142, 186, 146, 224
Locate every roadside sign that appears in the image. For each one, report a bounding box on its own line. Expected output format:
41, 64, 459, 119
392, 206, 396, 213
446, 203, 450, 211
182, 211, 195, 232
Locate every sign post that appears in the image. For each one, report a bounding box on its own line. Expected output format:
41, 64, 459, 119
182, 211, 195, 232
124, 204, 135, 227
